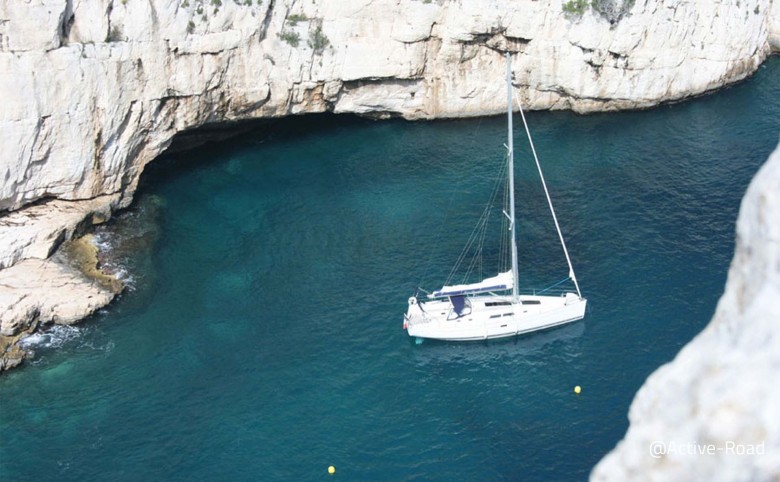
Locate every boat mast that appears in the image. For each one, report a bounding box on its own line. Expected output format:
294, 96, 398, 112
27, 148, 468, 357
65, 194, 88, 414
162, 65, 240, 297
506, 52, 520, 302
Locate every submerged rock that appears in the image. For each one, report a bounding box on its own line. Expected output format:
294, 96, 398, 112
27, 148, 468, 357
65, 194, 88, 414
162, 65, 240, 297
592, 141, 780, 480
57, 234, 125, 295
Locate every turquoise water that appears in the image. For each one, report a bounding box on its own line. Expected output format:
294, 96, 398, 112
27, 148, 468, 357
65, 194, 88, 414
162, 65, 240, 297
1, 57, 779, 481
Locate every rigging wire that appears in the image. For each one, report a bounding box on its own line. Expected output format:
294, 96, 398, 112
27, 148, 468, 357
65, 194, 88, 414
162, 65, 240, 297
445, 157, 507, 287
514, 91, 582, 298
416, 116, 505, 290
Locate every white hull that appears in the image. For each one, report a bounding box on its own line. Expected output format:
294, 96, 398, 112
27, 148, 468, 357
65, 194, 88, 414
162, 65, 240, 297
404, 293, 586, 341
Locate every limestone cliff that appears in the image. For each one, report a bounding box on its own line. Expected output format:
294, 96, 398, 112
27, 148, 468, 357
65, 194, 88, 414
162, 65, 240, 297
0, 0, 777, 219
0, 0, 778, 369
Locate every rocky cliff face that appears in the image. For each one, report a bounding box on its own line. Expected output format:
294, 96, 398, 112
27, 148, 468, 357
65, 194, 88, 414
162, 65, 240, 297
0, 0, 777, 216
592, 140, 780, 481
0, 0, 778, 369
771, 0, 780, 49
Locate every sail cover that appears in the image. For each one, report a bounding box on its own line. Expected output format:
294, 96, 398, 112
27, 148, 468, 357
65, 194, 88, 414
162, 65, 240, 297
431, 271, 514, 298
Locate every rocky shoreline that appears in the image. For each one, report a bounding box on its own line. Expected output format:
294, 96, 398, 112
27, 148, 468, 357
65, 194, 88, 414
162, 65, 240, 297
0, 234, 123, 371
0, 191, 164, 371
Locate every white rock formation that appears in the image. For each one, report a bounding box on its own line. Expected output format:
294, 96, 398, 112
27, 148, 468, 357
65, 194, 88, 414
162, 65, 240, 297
0, 234, 121, 370
771, 0, 780, 50
0, 0, 778, 369
0, 0, 776, 214
0, 257, 115, 336
0, 194, 120, 269
591, 140, 780, 481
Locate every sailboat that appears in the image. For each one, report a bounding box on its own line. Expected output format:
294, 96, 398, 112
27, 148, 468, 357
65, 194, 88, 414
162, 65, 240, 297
403, 53, 587, 342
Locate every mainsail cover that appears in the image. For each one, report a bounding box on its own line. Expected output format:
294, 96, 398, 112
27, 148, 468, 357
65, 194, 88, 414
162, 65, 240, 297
431, 271, 514, 298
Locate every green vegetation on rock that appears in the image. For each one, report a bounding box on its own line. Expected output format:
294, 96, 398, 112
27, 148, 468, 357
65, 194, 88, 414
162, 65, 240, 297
308, 23, 330, 52
278, 30, 301, 47
562, 0, 588, 16
286, 13, 309, 25
563, 0, 635, 24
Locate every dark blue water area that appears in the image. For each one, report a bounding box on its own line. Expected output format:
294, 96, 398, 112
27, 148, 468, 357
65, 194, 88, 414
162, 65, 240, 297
1, 57, 778, 481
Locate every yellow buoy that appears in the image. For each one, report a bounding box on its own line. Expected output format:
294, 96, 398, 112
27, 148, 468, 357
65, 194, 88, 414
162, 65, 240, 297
574, 385, 582, 395
328, 465, 336, 475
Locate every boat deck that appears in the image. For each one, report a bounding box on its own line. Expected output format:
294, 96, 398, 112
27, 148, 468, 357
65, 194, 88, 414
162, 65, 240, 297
405, 293, 586, 341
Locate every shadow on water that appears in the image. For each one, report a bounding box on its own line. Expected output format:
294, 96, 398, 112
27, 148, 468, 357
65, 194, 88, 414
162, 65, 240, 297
140, 114, 377, 190
410, 321, 586, 365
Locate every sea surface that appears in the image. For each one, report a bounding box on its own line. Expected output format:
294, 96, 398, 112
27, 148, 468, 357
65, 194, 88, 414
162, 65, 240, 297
1, 57, 779, 481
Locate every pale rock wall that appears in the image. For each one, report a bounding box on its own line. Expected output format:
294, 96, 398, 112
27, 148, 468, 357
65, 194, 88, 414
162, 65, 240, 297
591, 140, 780, 481
0, 257, 116, 337
770, 0, 780, 50
0, 194, 119, 270
0, 0, 775, 217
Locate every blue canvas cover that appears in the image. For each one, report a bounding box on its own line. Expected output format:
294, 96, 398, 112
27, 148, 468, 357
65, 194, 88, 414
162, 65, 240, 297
451, 295, 467, 316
